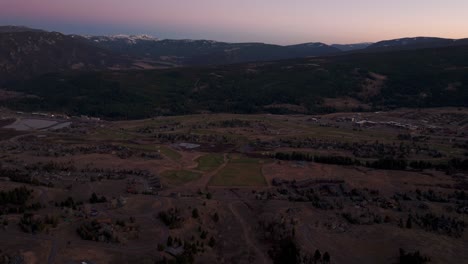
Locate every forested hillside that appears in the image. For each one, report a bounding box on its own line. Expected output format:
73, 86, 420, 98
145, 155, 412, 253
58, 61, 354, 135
4, 44, 468, 119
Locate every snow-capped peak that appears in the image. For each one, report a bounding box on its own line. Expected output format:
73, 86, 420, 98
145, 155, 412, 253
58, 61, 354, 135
82, 34, 159, 44
111, 34, 157, 41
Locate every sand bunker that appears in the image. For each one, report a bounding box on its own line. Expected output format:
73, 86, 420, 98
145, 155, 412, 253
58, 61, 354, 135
4, 118, 71, 131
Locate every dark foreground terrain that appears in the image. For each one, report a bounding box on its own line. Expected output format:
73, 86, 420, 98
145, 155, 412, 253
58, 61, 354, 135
0, 108, 467, 264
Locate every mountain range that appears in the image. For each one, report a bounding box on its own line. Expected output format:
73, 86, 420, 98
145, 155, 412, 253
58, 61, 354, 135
1, 25, 468, 82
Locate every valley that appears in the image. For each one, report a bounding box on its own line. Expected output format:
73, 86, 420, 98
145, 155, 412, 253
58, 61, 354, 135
0, 108, 466, 263
0, 22, 467, 264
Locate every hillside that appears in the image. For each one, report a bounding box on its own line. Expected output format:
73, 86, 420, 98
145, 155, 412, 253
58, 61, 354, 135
85, 35, 341, 65
331, 43, 373, 51
2, 26, 468, 82
0, 30, 130, 80
4, 44, 468, 119
366, 37, 468, 51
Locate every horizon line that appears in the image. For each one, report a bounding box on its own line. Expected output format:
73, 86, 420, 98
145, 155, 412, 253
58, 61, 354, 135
2, 24, 467, 46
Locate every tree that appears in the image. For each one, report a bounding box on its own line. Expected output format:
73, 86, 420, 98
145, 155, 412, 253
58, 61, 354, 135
323, 252, 331, 263
314, 249, 322, 263
157, 243, 165, 251
90, 193, 98, 203
89, 193, 107, 204
192, 208, 199, 219
271, 238, 300, 264
208, 236, 216, 247
167, 236, 173, 247
212, 212, 219, 223
406, 215, 412, 229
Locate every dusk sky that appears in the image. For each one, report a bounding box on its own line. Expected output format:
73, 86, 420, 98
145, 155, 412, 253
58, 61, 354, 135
1, 0, 467, 44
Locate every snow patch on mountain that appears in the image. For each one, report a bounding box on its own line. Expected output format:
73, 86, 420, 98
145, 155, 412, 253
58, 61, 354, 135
83, 34, 159, 44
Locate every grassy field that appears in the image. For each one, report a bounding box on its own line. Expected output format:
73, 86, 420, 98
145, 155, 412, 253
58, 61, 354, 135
93, 128, 136, 141
209, 155, 266, 186
161, 170, 201, 185
158, 146, 182, 160
121, 143, 159, 152
196, 154, 224, 171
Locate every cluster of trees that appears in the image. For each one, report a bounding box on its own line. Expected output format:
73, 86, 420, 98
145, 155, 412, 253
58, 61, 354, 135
272, 152, 358, 165
26, 161, 76, 173
269, 238, 331, 264
115, 217, 136, 228
163, 231, 216, 264
452, 191, 467, 201
77, 220, 119, 243
258, 138, 428, 160
309, 250, 331, 264
271, 152, 468, 172
315, 155, 359, 166
273, 152, 407, 169
0, 187, 41, 214
0, 250, 24, 264
415, 189, 449, 203
399, 213, 465, 237
398, 248, 431, 264
19, 213, 44, 233
0, 168, 46, 186
366, 158, 408, 170
448, 158, 468, 171
153, 132, 232, 144
56, 197, 82, 210
89, 193, 107, 204
19, 213, 58, 233
408, 161, 435, 170
397, 134, 428, 142
0, 187, 32, 206
409, 159, 468, 171
159, 208, 184, 229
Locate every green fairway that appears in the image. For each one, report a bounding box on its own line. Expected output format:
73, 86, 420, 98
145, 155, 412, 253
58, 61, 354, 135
158, 146, 182, 160
209, 155, 266, 186
196, 154, 224, 171
161, 170, 201, 185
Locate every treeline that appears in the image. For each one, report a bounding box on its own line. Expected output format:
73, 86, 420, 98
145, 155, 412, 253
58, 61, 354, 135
0, 187, 43, 214
271, 152, 468, 172
0, 168, 52, 187
19, 213, 59, 234
0, 187, 32, 206
5, 43, 468, 119
400, 213, 465, 238
398, 249, 430, 264
89, 193, 107, 204
272, 152, 360, 165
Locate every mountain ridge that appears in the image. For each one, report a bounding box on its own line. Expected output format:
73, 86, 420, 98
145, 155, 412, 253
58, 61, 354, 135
1, 25, 468, 82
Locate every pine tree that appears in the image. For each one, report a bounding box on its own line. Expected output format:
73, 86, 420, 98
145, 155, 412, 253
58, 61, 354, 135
323, 252, 331, 263
406, 215, 412, 229
314, 249, 321, 263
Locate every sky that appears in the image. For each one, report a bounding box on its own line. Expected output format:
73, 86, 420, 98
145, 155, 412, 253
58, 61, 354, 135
1, 0, 467, 45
